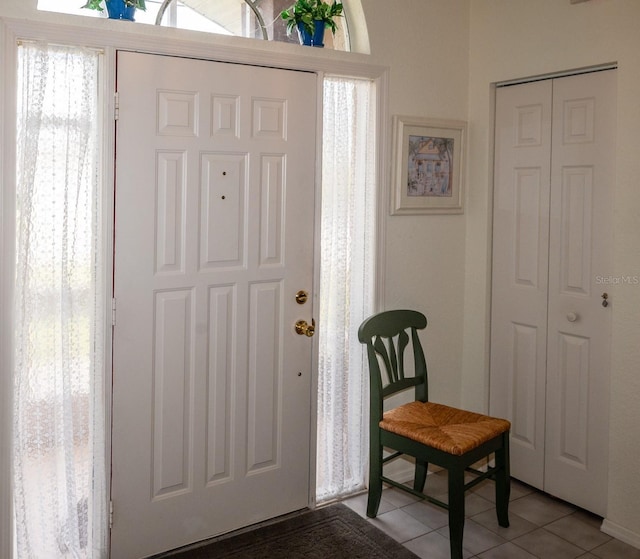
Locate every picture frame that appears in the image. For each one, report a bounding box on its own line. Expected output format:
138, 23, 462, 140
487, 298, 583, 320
390, 116, 466, 215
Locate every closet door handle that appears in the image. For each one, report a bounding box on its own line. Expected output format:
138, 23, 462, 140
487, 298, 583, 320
566, 312, 578, 323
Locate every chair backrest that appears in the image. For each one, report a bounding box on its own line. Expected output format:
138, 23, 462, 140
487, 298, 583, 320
358, 310, 429, 420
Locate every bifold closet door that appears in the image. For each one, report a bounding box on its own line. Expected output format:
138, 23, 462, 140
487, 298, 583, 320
490, 70, 615, 515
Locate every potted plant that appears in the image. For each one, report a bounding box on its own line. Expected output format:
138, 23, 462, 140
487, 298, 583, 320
82, 0, 146, 21
281, 0, 343, 48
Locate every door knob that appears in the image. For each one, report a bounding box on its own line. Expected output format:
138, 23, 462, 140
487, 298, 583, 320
566, 312, 578, 323
295, 318, 315, 337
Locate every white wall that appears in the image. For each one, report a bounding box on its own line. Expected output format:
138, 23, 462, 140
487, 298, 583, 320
464, 0, 640, 546
365, 0, 470, 406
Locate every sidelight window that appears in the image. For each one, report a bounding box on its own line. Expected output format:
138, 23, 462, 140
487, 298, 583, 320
316, 76, 376, 503
13, 42, 107, 559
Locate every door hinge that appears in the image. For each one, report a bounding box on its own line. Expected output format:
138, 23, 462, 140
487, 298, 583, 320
109, 500, 114, 530
111, 297, 116, 326
114, 91, 120, 121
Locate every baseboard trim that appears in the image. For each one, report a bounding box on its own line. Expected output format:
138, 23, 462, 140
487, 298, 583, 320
601, 518, 640, 550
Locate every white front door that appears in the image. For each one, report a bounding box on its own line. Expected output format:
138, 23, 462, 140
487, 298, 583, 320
490, 70, 615, 515
111, 52, 317, 558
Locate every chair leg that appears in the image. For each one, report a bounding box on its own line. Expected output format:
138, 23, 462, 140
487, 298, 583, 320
447, 466, 465, 559
495, 434, 511, 528
367, 432, 383, 518
413, 460, 428, 493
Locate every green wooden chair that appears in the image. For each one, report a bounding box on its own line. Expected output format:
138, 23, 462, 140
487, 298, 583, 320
358, 310, 511, 559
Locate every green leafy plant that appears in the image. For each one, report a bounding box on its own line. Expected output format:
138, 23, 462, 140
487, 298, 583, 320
281, 0, 343, 37
82, 0, 146, 12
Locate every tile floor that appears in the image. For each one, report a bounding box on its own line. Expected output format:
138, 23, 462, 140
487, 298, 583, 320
342, 471, 640, 559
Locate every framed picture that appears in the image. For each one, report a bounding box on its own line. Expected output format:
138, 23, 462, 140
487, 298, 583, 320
391, 116, 466, 215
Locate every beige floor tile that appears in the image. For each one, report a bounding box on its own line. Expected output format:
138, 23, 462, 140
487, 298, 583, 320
367, 507, 430, 543
509, 492, 576, 526
429, 489, 496, 514
470, 508, 538, 540
436, 519, 508, 556
470, 478, 535, 503
424, 470, 449, 496
545, 512, 612, 551
404, 531, 474, 559
590, 538, 640, 559
401, 499, 449, 530
462, 493, 496, 516
478, 541, 537, 558
512, 527, 585, 558
342, 491, 396, 517
381, 485, 422, 508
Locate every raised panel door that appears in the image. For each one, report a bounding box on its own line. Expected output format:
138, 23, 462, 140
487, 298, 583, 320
490, 80, 552, 489
545, 70, 615, 515
111, 52, 317, 558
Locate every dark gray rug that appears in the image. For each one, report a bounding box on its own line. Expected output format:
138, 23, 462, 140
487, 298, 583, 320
156, 503, 418, 559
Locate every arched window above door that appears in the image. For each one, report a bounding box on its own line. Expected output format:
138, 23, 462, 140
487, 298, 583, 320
155, 0, 349, 50
37, 0, 369, 53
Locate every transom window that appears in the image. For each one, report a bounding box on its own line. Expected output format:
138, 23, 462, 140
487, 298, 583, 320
37, 0, 349, 50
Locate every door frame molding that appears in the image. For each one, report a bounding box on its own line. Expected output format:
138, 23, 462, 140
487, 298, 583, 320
0, 19, 15, 557
0, 17, 388, 558
494, 62, 617, 88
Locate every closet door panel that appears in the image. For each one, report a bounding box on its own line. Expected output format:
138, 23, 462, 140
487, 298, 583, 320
545, 71, 615, 516
490, 80, 552, 489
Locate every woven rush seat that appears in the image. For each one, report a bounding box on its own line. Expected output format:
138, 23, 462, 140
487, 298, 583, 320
380, 401, 511, 456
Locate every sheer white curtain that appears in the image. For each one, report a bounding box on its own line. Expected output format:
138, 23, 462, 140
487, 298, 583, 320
316, 76, 376, 503
13, 43, 107, 558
